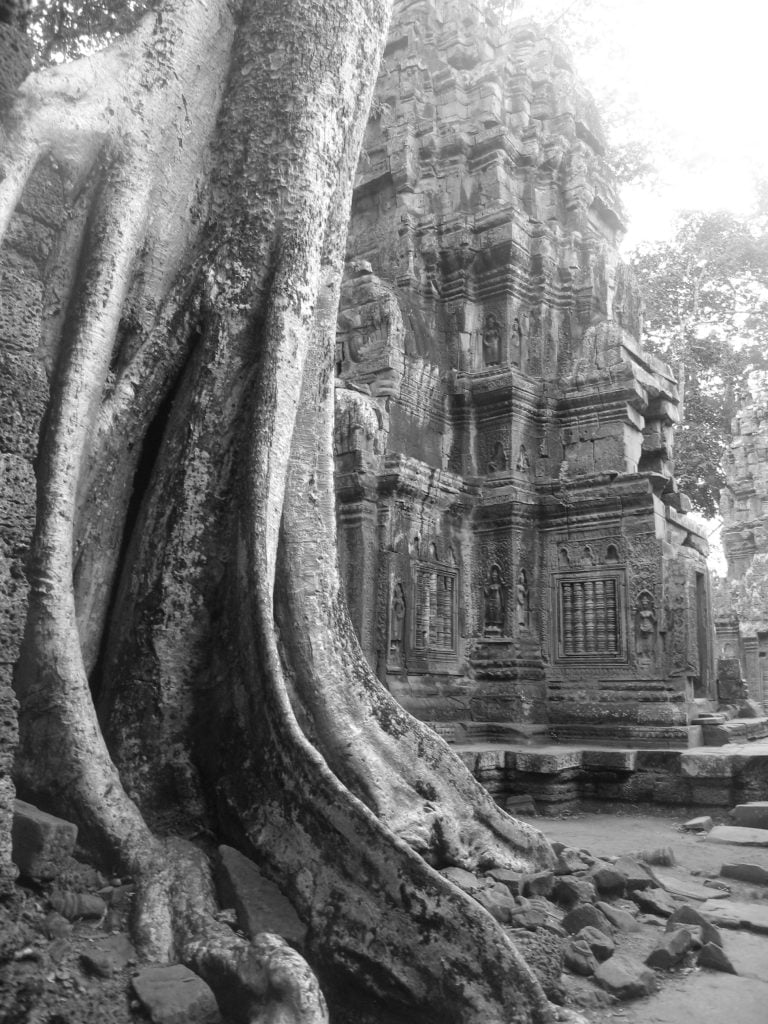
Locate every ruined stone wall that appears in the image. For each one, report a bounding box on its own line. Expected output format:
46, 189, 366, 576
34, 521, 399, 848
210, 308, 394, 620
0, 159, 64, 892
334, 0, 714, 743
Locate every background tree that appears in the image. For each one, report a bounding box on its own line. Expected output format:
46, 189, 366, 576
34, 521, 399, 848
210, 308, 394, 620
1, 2, 558, 1022
631, 209, 768, 517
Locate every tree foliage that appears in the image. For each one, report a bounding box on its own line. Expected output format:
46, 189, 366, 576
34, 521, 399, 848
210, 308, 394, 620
631, 210, 768, 517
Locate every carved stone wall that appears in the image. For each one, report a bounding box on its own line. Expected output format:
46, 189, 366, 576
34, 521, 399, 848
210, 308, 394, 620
716, 373, 768, 709
334, 0, 713, 744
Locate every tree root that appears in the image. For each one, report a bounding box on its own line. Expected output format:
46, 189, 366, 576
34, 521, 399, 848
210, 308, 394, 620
130, 837, 328, 1024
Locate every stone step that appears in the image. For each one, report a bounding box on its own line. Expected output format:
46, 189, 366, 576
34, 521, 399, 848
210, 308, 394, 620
701, 718, 768, 746
549, 723, 703, 749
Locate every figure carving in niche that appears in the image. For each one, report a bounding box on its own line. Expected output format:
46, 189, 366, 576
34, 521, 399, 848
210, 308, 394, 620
511, 318, 522, 366
581, 545, 595, 566
516, 569, 530, 630
487, 441, 507, 474
558, 546, 570, 567
515, 444, 530, 472
635, 589, 657, 661
605, 544, 620, 564
482, 313, 502, 366
483, 564, 506, 636
722, 642, 735, 658
389, 583, 406, 664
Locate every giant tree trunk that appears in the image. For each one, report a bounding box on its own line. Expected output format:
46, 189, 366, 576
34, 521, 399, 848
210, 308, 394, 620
5, 1, 556, 1021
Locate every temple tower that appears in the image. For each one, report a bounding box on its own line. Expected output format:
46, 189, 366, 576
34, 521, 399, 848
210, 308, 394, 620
334, 0, 714, 746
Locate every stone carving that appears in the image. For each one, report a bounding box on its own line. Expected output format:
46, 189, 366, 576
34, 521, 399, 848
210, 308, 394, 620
389, 582, 406, 665
516, 569, 530, 631
515, 444, 530, 472
483, 564, 506, 636
634, 590, 657, 662
482, 313, 502, 366
487, 441, 508, 474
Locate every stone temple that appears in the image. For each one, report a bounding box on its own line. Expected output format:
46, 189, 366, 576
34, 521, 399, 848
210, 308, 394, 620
333, 0, 717, 750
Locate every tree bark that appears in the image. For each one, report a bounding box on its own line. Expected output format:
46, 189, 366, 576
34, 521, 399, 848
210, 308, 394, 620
6, 1, 555, 1021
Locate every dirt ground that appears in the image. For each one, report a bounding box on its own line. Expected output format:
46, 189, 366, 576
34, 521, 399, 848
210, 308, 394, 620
529, 807, 768, 1024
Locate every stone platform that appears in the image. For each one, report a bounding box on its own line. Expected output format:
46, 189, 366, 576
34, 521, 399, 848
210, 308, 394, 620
450, 732, 768, 816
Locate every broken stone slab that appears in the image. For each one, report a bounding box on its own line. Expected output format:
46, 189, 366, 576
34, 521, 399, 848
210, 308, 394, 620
554, 847, 590, 875
132, 964, 221, 1024
643, 865, 726, 901
720, 862, 768, 886
440, 865, 489, 895
522, 870, 555, 898
588, 863, 626, 899
699, 899, 768, 934
11, 800, 77, 881
563, 937, 598, 976
683, 815, 713, 832
484, 866, 523, 895
554, 876, 597, 909
215, 846, 306, 948
595, 901, 640, 933
697, 941, 737, 974
666, 904, 723, 947
706, 825, 768, 847
730, 802, 768, 830
612, 856, 653, 892
474, 884, 520, 924
644, 926, 694, 969
562, 904, 612, 937
576, 925, 614, 962
80, 933, 136, 978
593, 955, 657, 1000
630, 886, 678, 918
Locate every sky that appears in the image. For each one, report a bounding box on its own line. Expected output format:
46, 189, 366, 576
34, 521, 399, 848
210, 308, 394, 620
514, 0, 768, 249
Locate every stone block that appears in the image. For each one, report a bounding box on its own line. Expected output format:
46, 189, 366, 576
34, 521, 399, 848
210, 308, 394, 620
442, 866, 488, 895
132, 965, 221, 1024
730, 802, 768, 829
697, 942, 737, 974
474, 884, 520, 924
706, 825, 768, 848
522, 870, 554, 898
576, 924, 614, 962
563, 937, 598, 976
630, 887, 678, 918
484, 867, 524, 895
562, 904, 612, 936
666, 904, 722, 948
515, 749, 582, 773
554, 846, 589, 875
612, 856, 652, 892
595, 901, 640, 933
554, 876, 596, 909
589, 863, 626, 899
680, 752, 735, 778
682, 816, 713, 831
644, 927, 693, 968
11, 799, 77, 881
594, 955, 656, 1000
215, 846, 306, 947
80, 934, 136, 978
582, 749, 637, 771
719, 862, 768, 886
